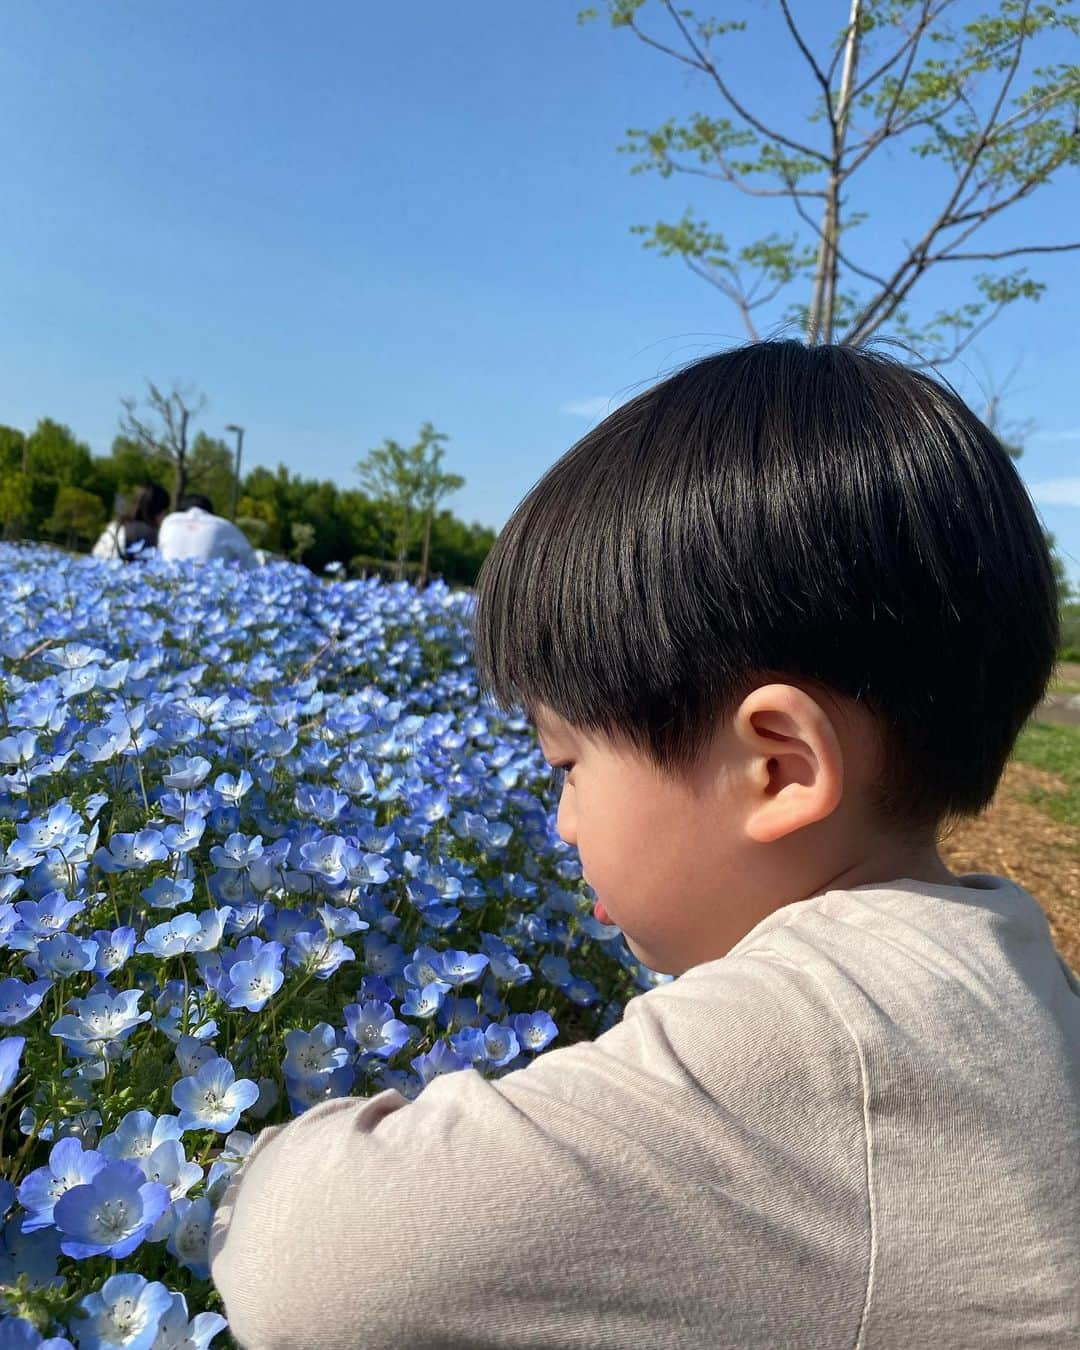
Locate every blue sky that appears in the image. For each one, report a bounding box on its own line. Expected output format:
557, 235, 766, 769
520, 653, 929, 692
1, 0, 1077, 586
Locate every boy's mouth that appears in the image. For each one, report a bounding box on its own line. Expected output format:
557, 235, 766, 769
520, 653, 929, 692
593, 899, 612, 925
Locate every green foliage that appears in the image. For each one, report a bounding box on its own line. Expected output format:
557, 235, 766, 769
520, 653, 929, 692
588, 0, 1080, 359
1059, 600, 1080, 663
1011, 719, 1080, 830
43, 485, 106, 547
290, 519, 316, 563
185, 432, 237, 513
0, 403, 489, 585
0, 471, 33, 537
355, 422, 466, 582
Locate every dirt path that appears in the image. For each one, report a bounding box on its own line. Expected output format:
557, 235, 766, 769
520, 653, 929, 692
939, 759, 1080, 974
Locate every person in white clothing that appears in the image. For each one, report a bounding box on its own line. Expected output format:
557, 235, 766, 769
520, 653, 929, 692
157, 494, 257, 568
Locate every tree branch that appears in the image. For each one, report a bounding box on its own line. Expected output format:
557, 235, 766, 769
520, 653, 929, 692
777, 0, 834, 128
931, 241, 1080, 263
903, 298, 1009, 368
653, 0, 829, 163
656, 156, 827, 199
843, 0, 1033, 345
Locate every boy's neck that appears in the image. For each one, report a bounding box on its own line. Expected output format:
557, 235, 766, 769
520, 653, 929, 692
809, 844, 958, 899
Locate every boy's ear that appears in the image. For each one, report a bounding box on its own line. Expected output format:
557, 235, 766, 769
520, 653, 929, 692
732, 684, 845, 844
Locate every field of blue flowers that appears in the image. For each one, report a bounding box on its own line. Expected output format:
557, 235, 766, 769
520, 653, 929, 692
0, 542, 662, 1349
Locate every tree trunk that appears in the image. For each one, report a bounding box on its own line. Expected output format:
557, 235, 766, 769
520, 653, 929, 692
419, 508, 432, 589
806, 0, 862, 344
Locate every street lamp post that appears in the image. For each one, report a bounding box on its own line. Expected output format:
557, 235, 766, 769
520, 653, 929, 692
225, 424, 245, 522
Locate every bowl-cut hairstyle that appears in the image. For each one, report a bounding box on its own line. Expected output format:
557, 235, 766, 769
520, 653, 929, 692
470, 340, 1060, 836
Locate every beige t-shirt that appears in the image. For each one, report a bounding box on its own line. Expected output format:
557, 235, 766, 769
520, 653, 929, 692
209, 874, 1080, 1348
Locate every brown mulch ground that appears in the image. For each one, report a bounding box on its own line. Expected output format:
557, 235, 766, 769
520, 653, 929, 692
939, 759, 1080, 976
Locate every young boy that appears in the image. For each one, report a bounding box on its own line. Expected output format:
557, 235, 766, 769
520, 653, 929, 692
209, 341, 1079, 1347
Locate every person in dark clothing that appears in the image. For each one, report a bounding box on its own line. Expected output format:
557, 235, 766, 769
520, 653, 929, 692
93, 483, 170, 561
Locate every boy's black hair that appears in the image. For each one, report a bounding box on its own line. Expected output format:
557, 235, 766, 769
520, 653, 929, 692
470, 340, 1060, 836
180, 494, 214, 513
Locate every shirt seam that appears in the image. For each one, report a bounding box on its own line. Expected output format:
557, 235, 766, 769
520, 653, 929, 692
744, 948, 877, 1349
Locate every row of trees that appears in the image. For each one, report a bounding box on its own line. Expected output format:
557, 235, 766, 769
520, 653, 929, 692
0, 398, 495, 586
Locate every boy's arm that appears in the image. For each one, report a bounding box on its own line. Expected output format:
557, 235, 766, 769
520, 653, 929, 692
208, 953, 869, 1350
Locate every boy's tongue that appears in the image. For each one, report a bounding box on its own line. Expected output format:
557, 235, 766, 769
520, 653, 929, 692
593, 899, 612, 925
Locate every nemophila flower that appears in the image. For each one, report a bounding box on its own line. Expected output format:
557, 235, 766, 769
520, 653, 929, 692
565, 976, 600, 1007
295, 785, 350, 823
335, 758, 375, 796
339, 844, 392, 887
6, 893, 86, 949
137, 1139, 203, 1215
140, 1289, 228, 1350
208, 832, 263, 870
400, 979, 451, 1019
438, 949, 490, 987
282, 1023, 349, 1078
479, 1023, 519, 1069
171, 1057, 260, 1133
141, 876, 195, 912
286, 929, 356, 980
89, 927, 136, 977
0, 1315, 73, 1348
175, 1033, 217, 1077
437, 995, 484, 1033
284, 1062, 356, 1114
513, 1010, 559, 1053
223, 947, 285, 1011
316, 902, 369, 939
362, 933, 407, 979
18, 1136, 108, 1232
0, 1211, 63, 1294
78, 724, 126, 764
343, 1000, 411, 1059
0, 1035, 25, 1099
154, 985, 217, 1046
97, 1110, 185, 1164
212, 769, 252, 805
411, 1040, 471, 1086
50, 988, 151, 1060
135, 915, 203, 960
73, 1272, 174, 1350
53, 1159, 170, 1259
161, 756, 212, 790
298, 834, 349, 884
0, 976, 53, 1027
41, 642, 106, 671
160, 1195, 215, 1281
479, 933, 532, 985
403, 944, 447, 987
540, 953, 572, 989
16, 803, 87, 854
449, 1026, 486, 1063
94, 830, 169, 874
159, 812, 206, 857
31, 931, 100, 979
0, 731, 38, 767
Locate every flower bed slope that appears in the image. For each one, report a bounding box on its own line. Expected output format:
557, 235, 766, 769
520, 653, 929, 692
0, 544, 662, 1348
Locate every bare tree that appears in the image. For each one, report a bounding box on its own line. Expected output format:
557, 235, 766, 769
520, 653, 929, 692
581, 0, 1080, 364
119, 382, 207, 508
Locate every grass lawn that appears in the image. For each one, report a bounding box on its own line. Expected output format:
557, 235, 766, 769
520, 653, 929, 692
1011, 720, 1080, 831
1049, 661, 1080, 697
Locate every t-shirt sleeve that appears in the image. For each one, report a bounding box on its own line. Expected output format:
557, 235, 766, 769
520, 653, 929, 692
208, 951, 870, 1350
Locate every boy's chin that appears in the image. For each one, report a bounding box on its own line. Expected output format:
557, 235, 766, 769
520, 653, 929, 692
624, 934, 677, 978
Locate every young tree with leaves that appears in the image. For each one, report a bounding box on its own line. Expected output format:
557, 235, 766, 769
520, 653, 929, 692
355, 422, 466, 584
580, 0, 1079, 364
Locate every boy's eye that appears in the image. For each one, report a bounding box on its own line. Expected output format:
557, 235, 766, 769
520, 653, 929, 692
548, 763, 574, 797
